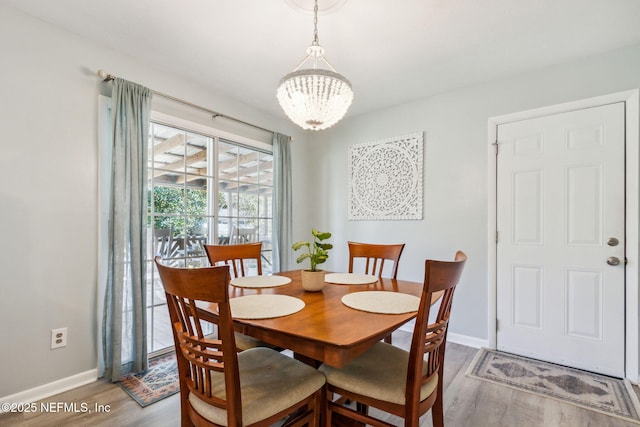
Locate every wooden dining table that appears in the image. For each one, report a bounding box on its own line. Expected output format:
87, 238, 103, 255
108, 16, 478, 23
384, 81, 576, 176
196, 270, 440, 368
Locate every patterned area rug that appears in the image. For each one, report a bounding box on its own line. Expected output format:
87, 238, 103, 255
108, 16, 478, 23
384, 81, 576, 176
118, 353, 179, 407
467, 349, 640, 424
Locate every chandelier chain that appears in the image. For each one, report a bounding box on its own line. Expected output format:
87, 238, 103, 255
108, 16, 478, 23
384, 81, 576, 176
312, 0, 319, 46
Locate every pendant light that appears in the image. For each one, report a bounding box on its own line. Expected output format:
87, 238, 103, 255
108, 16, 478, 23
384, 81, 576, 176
276, 0, 353, 130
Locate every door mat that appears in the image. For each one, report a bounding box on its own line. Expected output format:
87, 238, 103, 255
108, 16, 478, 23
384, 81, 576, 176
117, 352, 179, 407
466, 348, 640, 424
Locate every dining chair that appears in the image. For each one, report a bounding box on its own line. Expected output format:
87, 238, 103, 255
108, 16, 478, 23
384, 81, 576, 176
348, 241, 405, 279
229, 225, 259, 245
320, 251, 467, 427
154, 227, 176, 259
204, 242, 262, 279
154, 257, 325, 427
348, 241, 406, 343
204, 242, 271, 351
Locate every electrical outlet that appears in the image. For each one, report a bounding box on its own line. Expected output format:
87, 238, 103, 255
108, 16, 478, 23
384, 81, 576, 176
51, 327, 67, 349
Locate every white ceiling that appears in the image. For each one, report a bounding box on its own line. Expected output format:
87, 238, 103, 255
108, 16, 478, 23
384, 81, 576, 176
3, 0, 640, 120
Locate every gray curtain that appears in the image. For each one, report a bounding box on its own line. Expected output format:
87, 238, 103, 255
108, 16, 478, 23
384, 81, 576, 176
272, 133, 293, 272
103, 78, 152, 381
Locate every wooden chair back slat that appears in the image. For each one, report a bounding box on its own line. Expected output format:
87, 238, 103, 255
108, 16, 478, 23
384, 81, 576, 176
348, 241, 405, 279
204, 242, 263, 279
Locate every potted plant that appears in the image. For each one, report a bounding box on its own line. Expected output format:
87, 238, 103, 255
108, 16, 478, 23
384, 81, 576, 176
292, 228, 333, 291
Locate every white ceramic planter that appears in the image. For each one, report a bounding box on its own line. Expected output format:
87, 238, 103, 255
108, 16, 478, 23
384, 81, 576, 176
301, 269, 326, 292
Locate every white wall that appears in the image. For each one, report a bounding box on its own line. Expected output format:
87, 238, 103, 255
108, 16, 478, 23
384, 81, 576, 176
0, 5, 307, 399
309, 43, 640, 341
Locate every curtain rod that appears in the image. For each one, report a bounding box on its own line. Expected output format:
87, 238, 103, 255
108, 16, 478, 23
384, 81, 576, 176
97, 69, 284, 137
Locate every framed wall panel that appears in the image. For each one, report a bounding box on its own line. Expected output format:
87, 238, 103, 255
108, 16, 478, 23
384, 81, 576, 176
348, 132, 423, 220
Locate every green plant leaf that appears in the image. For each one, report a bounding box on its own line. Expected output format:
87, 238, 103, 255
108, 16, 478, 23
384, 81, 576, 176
296, 253, 311, 264
294, 228, 332, 270
317, 232, 332, 241
292, 241, 310, 251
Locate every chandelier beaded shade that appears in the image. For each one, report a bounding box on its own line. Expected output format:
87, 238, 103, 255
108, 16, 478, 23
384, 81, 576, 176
277, 0, 353, 131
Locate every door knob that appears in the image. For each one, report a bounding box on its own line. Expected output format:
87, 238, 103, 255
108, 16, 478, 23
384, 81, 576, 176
607, 257, 621, 266
607, 237, 619, 247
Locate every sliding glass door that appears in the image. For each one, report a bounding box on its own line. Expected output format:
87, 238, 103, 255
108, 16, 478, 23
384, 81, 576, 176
146, 121, 273, 353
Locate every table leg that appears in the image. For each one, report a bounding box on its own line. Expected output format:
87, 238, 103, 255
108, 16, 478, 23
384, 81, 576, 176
294, 352, 322, 368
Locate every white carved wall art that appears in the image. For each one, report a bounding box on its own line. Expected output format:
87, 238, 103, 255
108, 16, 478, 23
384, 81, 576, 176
348, 132, 423, 220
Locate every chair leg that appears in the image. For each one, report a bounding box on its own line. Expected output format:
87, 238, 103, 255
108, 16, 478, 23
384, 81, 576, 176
324, 391, 332, 427
180, 392, 192, 427
432, 391, 444, 427
314, 387, 323, 427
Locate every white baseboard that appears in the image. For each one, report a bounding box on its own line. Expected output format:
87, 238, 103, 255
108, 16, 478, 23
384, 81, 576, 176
0, 369, 98, 406
397, 321, 489, 349
447, 332, 489, 349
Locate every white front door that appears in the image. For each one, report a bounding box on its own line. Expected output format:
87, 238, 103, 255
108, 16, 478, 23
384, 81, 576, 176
496, 102, 626, 377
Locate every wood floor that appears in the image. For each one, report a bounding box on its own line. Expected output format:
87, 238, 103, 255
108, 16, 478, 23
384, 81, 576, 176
2, 330, 638, 426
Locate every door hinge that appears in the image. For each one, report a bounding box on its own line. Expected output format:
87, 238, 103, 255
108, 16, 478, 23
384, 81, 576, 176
496, 319, 499, 331
496, 231, 499, 243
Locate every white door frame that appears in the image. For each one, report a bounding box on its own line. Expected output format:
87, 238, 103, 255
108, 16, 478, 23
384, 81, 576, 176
487, 89, 640, 382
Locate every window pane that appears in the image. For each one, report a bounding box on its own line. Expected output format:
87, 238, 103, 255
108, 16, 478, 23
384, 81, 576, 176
185, 256, 208, 268
145, 261, 155, 303
152, 306, 173, 352
260, 217, 273, 242
239, 189, 259, 221
185, 132, 210, 177
229, 191, 240, 221
258, 152, 273, 185
185, 185, 208, 219
217, 217, 232, 245
261, 250, 273, 275
219, 142, 239, 181
258, 187, 272, 218
152, 271, 166, 306
146, 307, 153, 351
185, 217, 208, 258
151, 124, 186, 178
217, 181, 232, 214
152, 185, 186, 216
242, 257, 260, 276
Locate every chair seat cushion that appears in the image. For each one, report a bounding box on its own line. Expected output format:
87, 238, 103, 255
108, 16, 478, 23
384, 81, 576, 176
234, 332, 269, 351
205, 331, 275, 352
189, 347, 325, 426
319, 342, 438, 405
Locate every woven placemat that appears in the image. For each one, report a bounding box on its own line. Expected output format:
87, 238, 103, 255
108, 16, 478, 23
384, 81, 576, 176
341, 291, 420, 314
229, 294, 305, 319
325, 273, 378, 285
230, 275, 292, 288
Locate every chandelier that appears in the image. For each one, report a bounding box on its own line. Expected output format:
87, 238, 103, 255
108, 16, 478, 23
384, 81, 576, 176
276, 0, 353, 131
